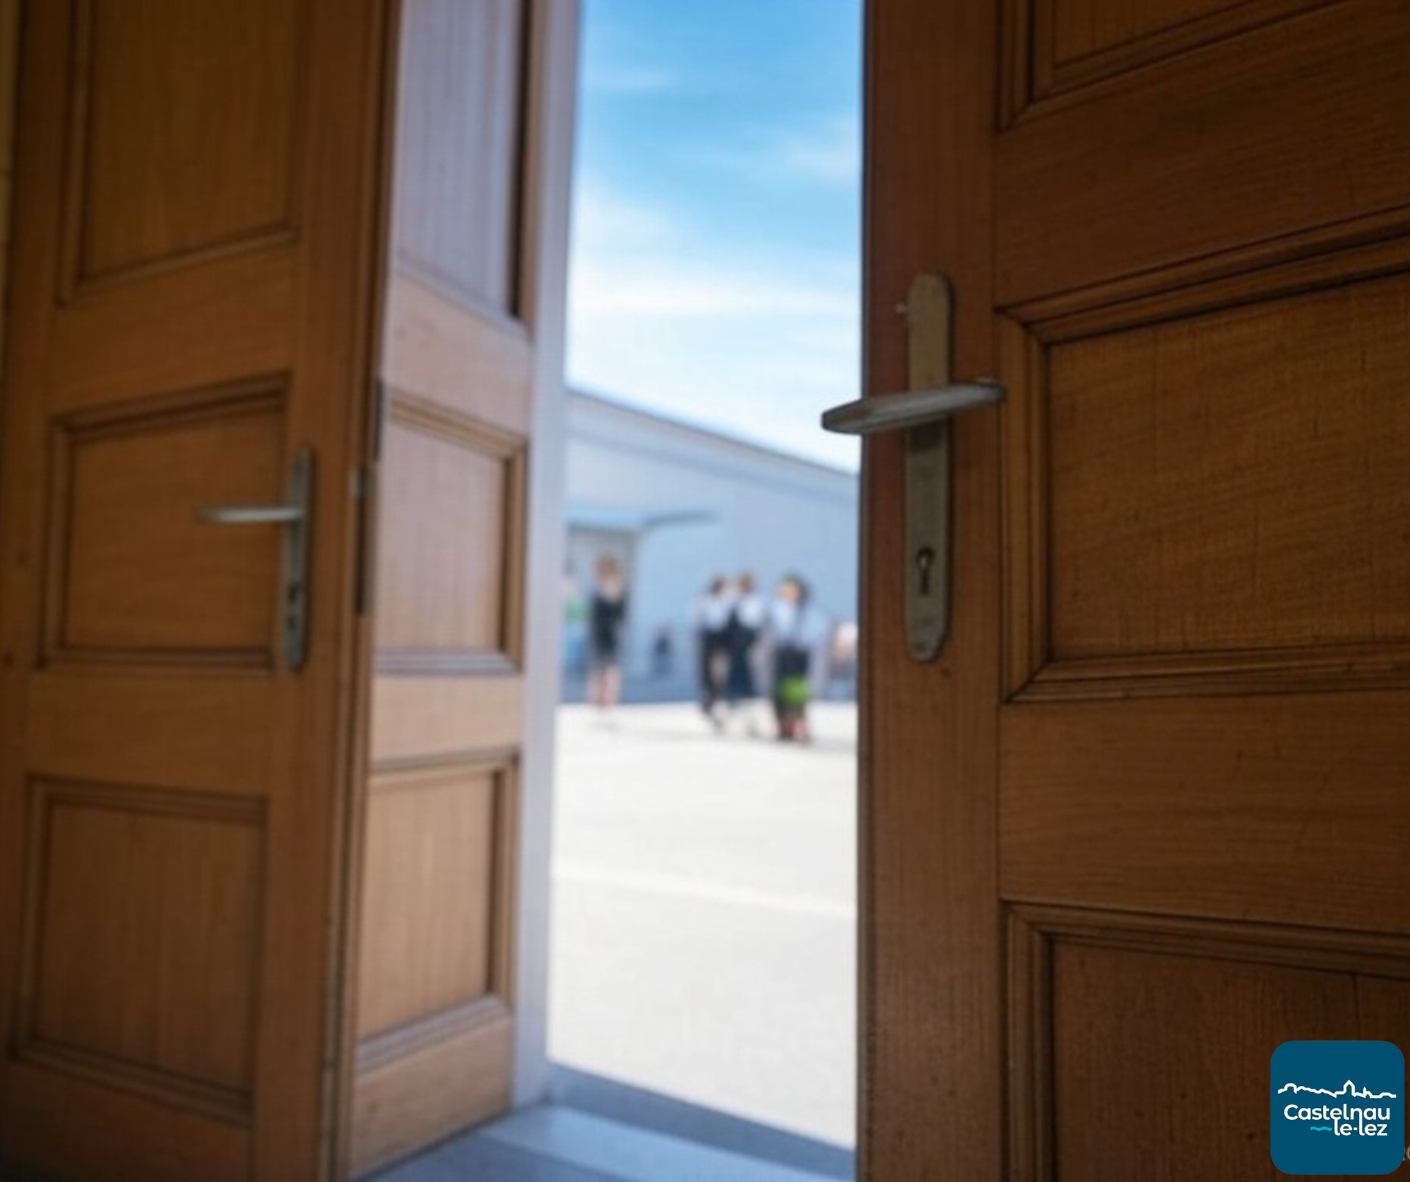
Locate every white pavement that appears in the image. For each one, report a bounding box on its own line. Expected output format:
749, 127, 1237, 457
547, 702, 858, 1149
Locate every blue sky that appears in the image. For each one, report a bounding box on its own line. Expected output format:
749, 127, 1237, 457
565, 0, 863, 471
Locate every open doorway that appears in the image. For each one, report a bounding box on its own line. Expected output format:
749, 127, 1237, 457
547, 0, 862, 1167
0, 0, 859, 1177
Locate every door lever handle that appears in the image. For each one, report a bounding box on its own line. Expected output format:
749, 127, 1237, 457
195, 505, 304, 525
821, 275, 1004, 661
821, 379, 1003, 435
193, 448, 313, 671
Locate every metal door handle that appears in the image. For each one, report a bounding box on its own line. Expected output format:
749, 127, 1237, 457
195, 505, 304, 525
821, 379, 1003, 435
194, 448, 313, 671
821, 274, 1004, 661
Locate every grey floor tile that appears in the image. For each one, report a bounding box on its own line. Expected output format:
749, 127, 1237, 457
548, 1067, 853, 1179
480, 1108, 836, 1182
367, 1150, 465, 1182
432, 1134, 623, 1182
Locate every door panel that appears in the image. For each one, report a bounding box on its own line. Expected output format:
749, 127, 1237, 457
71, 0, 300, 283
1039, 283, 1410, 660
997, 2, 1410, 301
374, 402, 524, 664
1004, 252, 1410, 691
865, 0, 1410, 1178
346, 0, 565, 1173
23, 783, 263, 1101
1028, 0, 1335, 96
0, 0, 385, 1179
1002, 696, 1409, 926
1010, 913, 1410, 1182
392, 0, 524, 311
50, 388, 285, 659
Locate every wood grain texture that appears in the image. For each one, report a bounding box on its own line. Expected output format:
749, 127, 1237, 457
374, 398, 525, 665
3, 1059, 248, 1182
1004, 234, 1410, 700
997, 0, 1410, 302
1052, 944, 1352, 1181
1046, 273, 1410, 661
862, 1, 1002, 1178
26, 674, 273, 794
382, 274, 533, 437
20, 783, 264, 1109
871, 0, 1410, 1178
1006, 908, 1053, 1182
48, 387, 285, 664
369, 677, 524, 770
392, 0, 523, 315
1011, 0, 1337, 109
68, 0, 302, 286
1053, 0, 1269, 61
346, 2, 535, 1169
0, 0, 20, 376
1000, 693, 1410, 929
356, 766, 507, 1038
49, 253, 295, 413
1007, 907, 1410, 1181
0, 0, 388, 1176
349, 1012, 512, 1177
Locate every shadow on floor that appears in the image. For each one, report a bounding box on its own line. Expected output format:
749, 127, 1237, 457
371, 1066, 855, 1182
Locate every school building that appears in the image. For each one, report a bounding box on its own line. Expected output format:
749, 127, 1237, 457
561, 389, 860, 703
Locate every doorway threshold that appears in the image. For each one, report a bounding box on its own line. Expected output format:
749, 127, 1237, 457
370, 1067, 854, 1182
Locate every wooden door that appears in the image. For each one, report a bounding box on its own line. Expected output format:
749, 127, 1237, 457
863, 0, 1410, 1178
342, 1, 576, 1176
0, 1, 385, 1180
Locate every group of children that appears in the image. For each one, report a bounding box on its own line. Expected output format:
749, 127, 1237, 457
584, 558, 830, 742
693, 570, 827, 742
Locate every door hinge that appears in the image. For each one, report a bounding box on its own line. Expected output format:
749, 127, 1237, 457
352, 465, 377, 617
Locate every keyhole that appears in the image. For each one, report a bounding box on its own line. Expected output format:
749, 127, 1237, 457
915, 545, 935, 597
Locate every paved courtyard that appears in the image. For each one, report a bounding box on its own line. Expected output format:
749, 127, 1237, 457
547, 701, 858, 1148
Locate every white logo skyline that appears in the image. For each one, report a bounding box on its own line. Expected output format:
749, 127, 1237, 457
1277, 1080, 1399, 1101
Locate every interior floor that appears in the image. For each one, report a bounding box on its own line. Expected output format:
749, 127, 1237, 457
371, 1068, 855, 1182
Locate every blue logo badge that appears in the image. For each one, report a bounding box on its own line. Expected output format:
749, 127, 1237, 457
1271, 1041, 1404, 1174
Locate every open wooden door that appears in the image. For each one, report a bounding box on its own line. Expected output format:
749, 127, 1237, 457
863, 0, 1410, 1178
0, 1, 386, 1179
0, 2, 575, 1180
343, 1, 576, 1175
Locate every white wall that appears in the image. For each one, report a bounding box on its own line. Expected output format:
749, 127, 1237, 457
512, 0, 578, 1108
564, 391, 859, 701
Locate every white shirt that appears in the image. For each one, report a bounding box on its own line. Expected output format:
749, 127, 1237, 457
769, 598, 828, 647
693, 592, 734, 631
733, 593, 767, 630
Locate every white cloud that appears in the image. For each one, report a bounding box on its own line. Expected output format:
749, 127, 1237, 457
567, 273, 861, 469
772, 116, 861, 185
565, 181, 861, 470
569, 182, 856, 319
685, 115, 860, 187
583, 65, 681, 96
570, 180, 676, 247
571, 269, 854, 319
